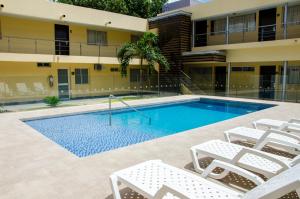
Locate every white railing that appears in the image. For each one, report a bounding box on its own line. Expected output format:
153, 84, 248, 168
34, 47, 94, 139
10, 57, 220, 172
108, 94, 151, 126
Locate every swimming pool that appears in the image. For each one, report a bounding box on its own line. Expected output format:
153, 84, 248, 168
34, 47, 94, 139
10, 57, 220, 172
25, 98, 274, 157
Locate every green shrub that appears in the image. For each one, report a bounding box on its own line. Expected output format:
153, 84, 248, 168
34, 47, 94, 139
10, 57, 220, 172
44, 96, 60, 107
0, 104, 7, 113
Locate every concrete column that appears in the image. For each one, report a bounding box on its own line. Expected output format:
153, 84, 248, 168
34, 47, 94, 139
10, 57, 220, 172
227, 62, 231, 96
192, 21, 195, 47
284, 3, 288, 39
226, 16, 229, 44
282, 61, 288, 101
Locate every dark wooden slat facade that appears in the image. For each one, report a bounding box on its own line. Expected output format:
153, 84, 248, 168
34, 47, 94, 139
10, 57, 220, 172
149, 14, 192, 91
182, 54, 226, 63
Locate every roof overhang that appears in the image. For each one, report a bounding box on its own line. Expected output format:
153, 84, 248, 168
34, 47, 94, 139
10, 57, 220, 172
182, 50, 226, 63
148, 10, 192, 22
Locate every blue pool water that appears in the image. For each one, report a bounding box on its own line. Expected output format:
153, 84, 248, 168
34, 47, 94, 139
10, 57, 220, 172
25, 99, 274, 157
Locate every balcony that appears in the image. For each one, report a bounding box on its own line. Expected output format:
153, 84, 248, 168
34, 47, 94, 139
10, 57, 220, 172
0, 36, 121, 57
193, 21, 300, 48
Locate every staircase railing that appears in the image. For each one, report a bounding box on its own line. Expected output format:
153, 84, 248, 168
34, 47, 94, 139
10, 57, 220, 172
108, 94, 151, 126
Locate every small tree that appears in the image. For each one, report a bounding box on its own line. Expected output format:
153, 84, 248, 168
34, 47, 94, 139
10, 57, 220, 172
117, 32, 170, 92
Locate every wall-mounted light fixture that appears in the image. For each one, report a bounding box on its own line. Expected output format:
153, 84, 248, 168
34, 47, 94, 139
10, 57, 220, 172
60, 14, 66, 20
105, 21, 112, 26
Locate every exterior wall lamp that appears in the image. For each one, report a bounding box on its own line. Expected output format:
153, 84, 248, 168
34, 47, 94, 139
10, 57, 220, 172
60, 14, 66, 20
105, 21, 112, 26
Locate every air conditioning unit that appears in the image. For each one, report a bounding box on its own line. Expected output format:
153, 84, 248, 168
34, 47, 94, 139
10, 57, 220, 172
94, 64, 102, 71
37, 62, 51, 67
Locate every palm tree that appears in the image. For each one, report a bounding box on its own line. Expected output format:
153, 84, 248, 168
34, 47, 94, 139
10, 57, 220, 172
117, 32, 170, 94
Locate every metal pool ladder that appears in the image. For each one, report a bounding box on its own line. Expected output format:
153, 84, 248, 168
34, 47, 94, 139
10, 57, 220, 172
108, 94, 151, 126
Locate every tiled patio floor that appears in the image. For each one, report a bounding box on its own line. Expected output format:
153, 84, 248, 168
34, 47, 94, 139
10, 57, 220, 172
0, 95, 299, 199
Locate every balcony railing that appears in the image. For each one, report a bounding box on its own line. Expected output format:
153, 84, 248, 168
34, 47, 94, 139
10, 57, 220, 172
0, 36, 122, 57
194, 21, 300, 47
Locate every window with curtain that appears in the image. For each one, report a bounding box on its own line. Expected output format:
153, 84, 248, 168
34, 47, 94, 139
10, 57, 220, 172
211, 18, 226, 35
75, 69, 89, 84
87, 30, 107, 45
229, 13, 256, 33
281, 66, 300, 84
287, 66, 300, 84
287, 5, 300, 25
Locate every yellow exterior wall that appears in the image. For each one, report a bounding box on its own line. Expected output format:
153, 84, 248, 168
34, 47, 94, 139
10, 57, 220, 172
194, 5, 300, 46
0, 61, 147, 103
0, 16, 137, 57
179, 0, 299, 20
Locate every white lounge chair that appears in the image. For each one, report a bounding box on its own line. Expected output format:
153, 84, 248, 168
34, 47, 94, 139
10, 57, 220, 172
0, 82, 13, 96
224, 127, 300, 154
191, 140, 300, 179
16, 83, 32, 96
110, 159, 300, 199
253, 119, 300, 133
33, 82, 47, 95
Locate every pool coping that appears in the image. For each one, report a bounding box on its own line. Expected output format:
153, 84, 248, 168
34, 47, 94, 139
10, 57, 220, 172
1, 95, 299, 199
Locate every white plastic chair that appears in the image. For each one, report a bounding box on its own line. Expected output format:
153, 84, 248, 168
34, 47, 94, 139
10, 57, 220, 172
224, 126, 300, 154
190, 140, 300, 179
33, 82, 47, 95
16, 83, 32, 96
253, 119, 300, 133
0, 82, 13, 96
110, 160, 300, 199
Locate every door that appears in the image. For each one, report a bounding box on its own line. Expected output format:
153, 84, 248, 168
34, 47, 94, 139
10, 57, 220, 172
259, 8, 277, 41
57, 69, 70, 99
259, 66, 276, 99
194, 20, 207, 47
55, 24, 70, 55
215, 66, 227, 94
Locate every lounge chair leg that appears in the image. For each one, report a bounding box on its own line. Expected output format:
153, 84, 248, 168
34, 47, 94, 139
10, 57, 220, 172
110, 175, 122, 199
224, 132, 231, 142
190, 148, 205, 173
252, 121, 257, 129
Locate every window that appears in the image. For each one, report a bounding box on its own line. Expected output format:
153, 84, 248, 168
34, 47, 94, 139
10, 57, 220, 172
130, 69, 140, 82
229, 13, 256, 33
110, 67, 119, 72
75, 69, 89, 84
87, 30, 107, 45
131, 35, 140, 43
211, 18, 226, 35
286, 5, 300, 25
232, 67, 255, 72
130, 69, 148, 82
281, 66, 300, 84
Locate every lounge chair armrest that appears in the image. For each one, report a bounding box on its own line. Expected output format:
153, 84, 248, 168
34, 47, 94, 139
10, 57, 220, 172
154, 184, 189, 199
232, 148, 290, 172
201, 159, 265, 186
257, 129, 300, 143
280, 123, 300, 133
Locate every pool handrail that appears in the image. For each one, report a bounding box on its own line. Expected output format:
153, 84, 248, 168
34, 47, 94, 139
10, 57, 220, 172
108, 94, 151, 126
